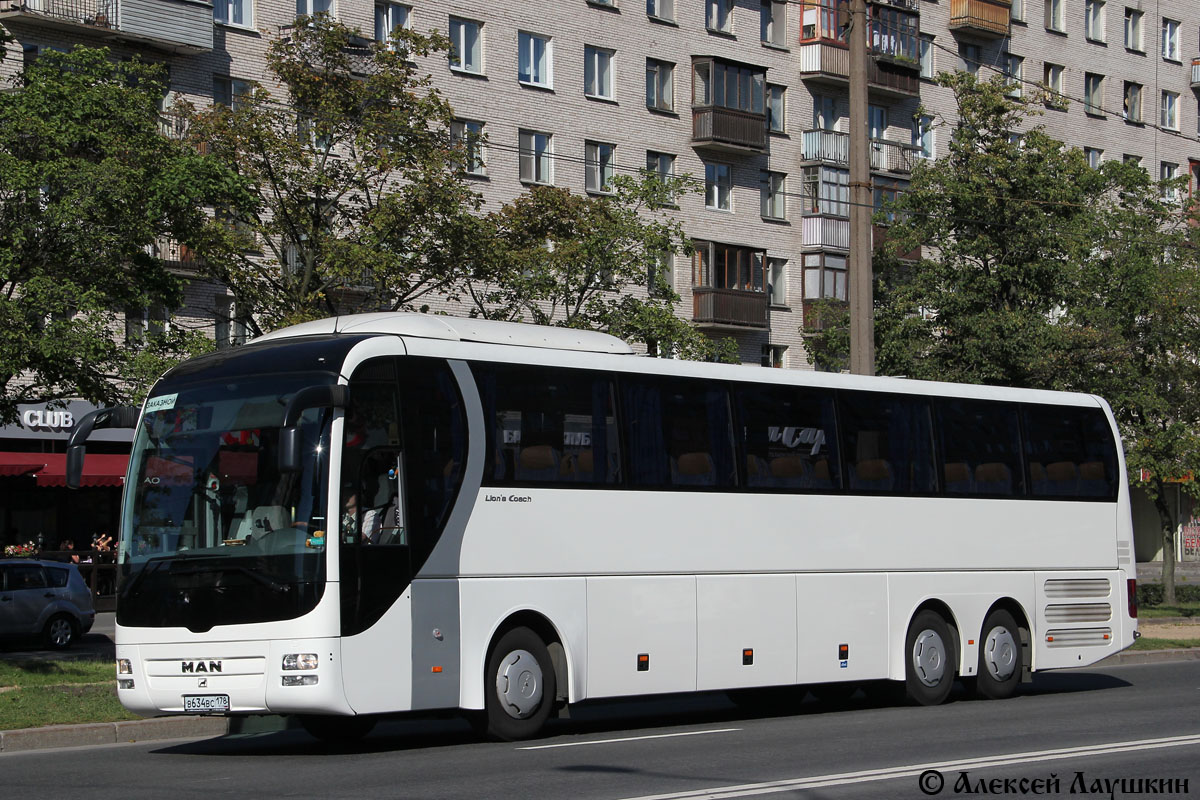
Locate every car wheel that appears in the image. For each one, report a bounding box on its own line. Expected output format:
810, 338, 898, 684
904, 609, 956, 706
43, 614, 78, 650
485, 626, 556, 741
976, 609, 1022, 700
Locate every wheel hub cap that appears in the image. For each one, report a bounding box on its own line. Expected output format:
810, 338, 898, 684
496, 649, 543, 719
983, 627, 1017, 682
912, 630, 946, 687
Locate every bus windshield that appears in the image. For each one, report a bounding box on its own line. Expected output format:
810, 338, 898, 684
117, 375, 334, 630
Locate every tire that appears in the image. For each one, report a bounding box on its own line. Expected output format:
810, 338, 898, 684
485, 626, 556, 741
43, 614, 78, 650
298, 714, 377, 743
975, 609, 1021, 700
904, 609, 956, 706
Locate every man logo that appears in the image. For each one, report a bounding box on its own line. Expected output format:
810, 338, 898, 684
181, 661, 223, 674
198, 678, 208, 688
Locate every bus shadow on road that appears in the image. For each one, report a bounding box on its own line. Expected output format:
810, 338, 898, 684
150, 671, 1133, 758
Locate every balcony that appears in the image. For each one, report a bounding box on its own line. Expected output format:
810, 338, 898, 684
0, 0, 214, 54
1192, 58, 1200, 90
692, 287, 769, 329
149, 236, 203, 271
797, 42, 919, 99
801, 129, 921, 175
692, 106, 767, 153
948, 0, 1011, 39
802, 216, 850, 251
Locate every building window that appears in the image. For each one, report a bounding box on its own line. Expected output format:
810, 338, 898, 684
1123, 81, 1142, 122
1043, 62, 1064, 107
1003, 53, 1023, 98
919, 34, 934, 79
958, 43, 980, 76
1084, 73, 1104, 116
213, 76, 252, 110
1161, 162, 1179, 201
1011, 0, 1025, 22
801, 0, 848, 43
761, 0, 786, 46
802, 165, 849, 216
1161, 18, 1180, 61
868, 105, 887, 139
813, 93, 837, 130
803, 253, 847, 302
869, 4, 918, 62
705, 162, 732, 210
1084, 147, 1103, 168
1123, 8, 1143, 51
125, 304, 170, 344
215, 297, 247, 349
517, 31, 552, 88
1123, 153, 1142, 168
1045, 0, 1064, 32
1161, 90, 1179, 130
1084, 0, 1105, 42
761, 171, 786, 220
296, 0, 332, 16
767, 258, 787, 307
215, 0, 252, 26
694, 241, 766, 292
646, 151, 676, 185
585, 141, 616, 193
647, 0, 674, 22
451, 119, 486, 176
449, 17, 483, 74
646, 58, 674, 111
585, 45, 614, 99
707, 0, 732, 33
766, 84, 786, 133
519, 130, 552, 184
692, 58, 765, 113
761, 343, 786, 368
374, 3, 408, 45
913, 115, 934, 160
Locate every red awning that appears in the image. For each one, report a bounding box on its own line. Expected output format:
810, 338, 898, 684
0, 452, 129, 487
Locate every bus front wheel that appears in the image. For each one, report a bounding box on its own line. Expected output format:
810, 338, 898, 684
485, 626, 556, 741
904, 610, 956, 706
975, 609, 1021, 700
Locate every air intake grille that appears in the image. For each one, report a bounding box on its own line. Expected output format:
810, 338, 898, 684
1044, 578, 1110, 598
1045, 628, 1112, 647
1045, 603, 1112, 623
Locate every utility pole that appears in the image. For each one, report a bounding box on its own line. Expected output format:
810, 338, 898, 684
848, 0, 875, 376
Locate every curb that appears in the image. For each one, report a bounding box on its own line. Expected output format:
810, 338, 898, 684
1095, 647, 1200, 666
0, 716, 229, 753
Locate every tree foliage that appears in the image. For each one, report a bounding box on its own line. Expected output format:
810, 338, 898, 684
0, 47, 235, 421
871, 72, 1200, 601
460, 173, 737, 362
183, 14, 482, 333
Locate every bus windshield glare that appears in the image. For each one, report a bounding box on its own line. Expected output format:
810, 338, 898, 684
117, 375, 333, 631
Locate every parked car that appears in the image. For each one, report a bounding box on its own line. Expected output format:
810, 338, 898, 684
0, 559, 96, 649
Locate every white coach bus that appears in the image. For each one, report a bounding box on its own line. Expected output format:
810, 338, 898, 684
66, 313, 1138, 741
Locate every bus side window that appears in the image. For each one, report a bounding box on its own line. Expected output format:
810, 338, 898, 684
935, 398, 1023, 498
622, 376, 737, 490
1022, 404, 1117, 500
733, 383, 840, 492
838, 391, 936, 494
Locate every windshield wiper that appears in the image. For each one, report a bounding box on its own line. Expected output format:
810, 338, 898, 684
172, 564, 291, 594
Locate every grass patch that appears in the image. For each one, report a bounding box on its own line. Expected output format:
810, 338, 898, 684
0, 684, 139, 731
0, 659, 115, 689
1130, 637, 1200, 651
1140, 602, 1200, 619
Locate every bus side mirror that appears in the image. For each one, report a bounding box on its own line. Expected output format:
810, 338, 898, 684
278, 385, 350, 473
66, 406, 139, 489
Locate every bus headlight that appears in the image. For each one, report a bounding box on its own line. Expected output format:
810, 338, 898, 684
282, 675, 318, 686
282, 653, 319, 671
117, 659, 132, 675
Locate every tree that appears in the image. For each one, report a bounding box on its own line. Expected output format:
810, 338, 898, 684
183, 14, 482, 333
459, 173, 737, 362
0, 47, 236, 422
873, 73, 1103, 386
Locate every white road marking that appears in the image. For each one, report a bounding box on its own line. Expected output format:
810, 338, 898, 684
615, 733, 1200, 799
517, 728, 743, 751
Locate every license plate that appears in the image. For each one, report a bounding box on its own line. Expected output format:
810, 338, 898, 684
183, 694, 230, 713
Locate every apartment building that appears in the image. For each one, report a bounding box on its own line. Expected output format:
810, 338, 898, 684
0, 0, 1198, 368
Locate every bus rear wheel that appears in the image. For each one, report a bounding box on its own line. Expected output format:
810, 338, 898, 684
904, 610, 956, 706
485, 626, 556, 741
976, 609, 1021, 700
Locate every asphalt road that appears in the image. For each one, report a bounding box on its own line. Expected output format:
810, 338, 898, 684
3, 660, 1198, 800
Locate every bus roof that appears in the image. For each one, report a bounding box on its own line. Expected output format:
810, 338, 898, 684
253, 312, 635, 355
